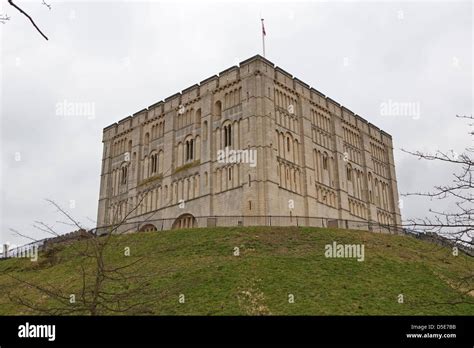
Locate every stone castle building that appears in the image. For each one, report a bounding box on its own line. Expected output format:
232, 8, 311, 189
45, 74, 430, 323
96, 55, 402, 232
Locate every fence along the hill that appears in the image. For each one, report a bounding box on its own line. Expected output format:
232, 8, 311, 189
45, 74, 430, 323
1, 216, 472, 259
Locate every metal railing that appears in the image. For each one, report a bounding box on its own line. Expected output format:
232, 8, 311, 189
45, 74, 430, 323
1, 215, 472, 259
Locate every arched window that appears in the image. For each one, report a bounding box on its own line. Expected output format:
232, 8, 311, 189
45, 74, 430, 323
185, 138, 194, 162
224, 126, 227, 147
322, 153, 328, 170
368, 172, 373, 203
214, 100, 222, 119
375, 179, 380, 205
120, 165, 128, 185
203, 121, 208, 141
346, 165, 352, 181
150, 152, 158, 175
293, 139, 299, 163
144, 133, 150, 146
224, 124, 232, 148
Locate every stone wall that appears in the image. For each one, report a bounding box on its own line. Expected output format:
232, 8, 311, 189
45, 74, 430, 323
97, 55, 402, 231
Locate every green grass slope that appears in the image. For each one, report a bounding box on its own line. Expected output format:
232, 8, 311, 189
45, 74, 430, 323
0, 226, 472, 315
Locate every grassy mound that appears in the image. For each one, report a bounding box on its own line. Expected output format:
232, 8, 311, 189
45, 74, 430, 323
0, 226, 472, 315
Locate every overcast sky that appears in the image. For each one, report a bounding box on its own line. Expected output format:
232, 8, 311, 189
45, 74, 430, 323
1, 0, 472, 247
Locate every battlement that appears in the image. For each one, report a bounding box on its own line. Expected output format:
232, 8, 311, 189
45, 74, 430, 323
103, 54, 393, 143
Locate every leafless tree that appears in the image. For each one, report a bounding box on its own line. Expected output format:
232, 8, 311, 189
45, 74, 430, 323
402, 115, 473, 246
401, 114, 473, 307
3, 150, 184, 315
5, 189, 161, 315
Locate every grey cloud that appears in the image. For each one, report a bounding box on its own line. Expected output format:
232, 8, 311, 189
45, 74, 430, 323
1, 0, 471, 246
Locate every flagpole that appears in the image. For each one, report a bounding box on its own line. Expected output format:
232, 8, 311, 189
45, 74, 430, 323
261, 18, 266, 57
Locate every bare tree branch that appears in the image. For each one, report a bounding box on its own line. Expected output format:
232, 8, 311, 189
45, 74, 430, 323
8, 0, 48, 40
